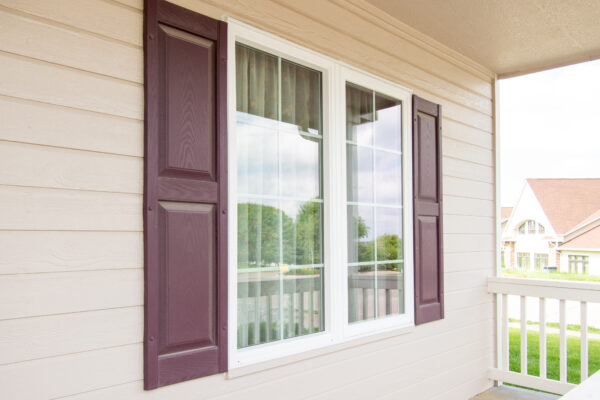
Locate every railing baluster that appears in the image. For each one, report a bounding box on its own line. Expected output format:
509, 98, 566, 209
502, 294, 509, 371
540, 297, 547, 379
560, 299, 567, 383
363, 288, 369, 319
581, 301, 588, 381
520, 295, 528, 374
254, 293, 260, 345
266, 294, 272, 342
289, 291, 295, 337
385, 289, 392, 315
299, 291, 305, 336
309, 287, 314, 333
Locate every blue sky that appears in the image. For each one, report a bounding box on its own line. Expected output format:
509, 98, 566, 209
499, 59, 600, 206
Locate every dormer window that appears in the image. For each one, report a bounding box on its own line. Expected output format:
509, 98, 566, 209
517, 220, 545, 235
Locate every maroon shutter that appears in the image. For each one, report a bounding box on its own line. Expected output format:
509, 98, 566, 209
144, 0, 227, 389
412, 95, 444, 325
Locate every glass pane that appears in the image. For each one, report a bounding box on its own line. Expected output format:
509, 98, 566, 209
237, 269, 281, 348
348, 264, 375, 323
236, 43, 324, 348
282, 266, 324, 338
236, 114, 279, 196
375, 150, 402, 205
376, 207, 403, 261
280, 132, 322, 199
374, 94, 401, 151
281, 61, 322, 135
347, 144, 374, 203
347, 205, 375, 263
280, 201, 323, 266
376, 263, 404, 316
236, 44, 278, 120
237, 200, 281, 268
346, 84, 373, 145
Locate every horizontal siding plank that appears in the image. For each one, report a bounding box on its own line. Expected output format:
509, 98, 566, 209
443, 176, 494, 200
112, 0, 143, 10
445, 268, 491, 292
0, 186, 142, 231
0, 343, 141, 400
0, 96, 143, 157
442, 118, 493, 149
275, 0, 493, 106
0, 0, 143, 46
443, 157, 493, 183
444, 214, 494, 235
0, 269, 142, 320
0, 141, 142, 194
444, 234, 494, 253
0, 8, 142, 83
0, 140, 142, 192
445, 286, 491, 311
0, 52, 143, 120
444, 196, 494, 217
0, 231, 142, 274
443, 137, 493, 166
0, 307, 142, 365
445, 251, 495, 273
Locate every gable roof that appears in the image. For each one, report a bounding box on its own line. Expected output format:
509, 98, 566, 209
501, 207, 513, 221
559, 225, 600, 250
527, 178, 600, 235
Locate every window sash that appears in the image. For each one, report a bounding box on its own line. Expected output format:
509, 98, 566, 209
227, 20, 414, 369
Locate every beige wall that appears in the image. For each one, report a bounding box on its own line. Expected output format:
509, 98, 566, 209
0, 0, 496, 399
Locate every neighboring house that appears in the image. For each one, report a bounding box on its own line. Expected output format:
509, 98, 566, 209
502, 179, 600, 274
1, 1, 600, 399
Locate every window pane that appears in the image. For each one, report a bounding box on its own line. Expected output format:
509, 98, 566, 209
376, 207, 403, 261
348, 264, 375, 323
376, 263, 404, 316
236, 114, 279, 196
236, 44, 324, 348
347, 205, 375, 263
346, 84, 373, 145
281, 60, 322, 135
280, 131, 321, 199
374, 94, 401, 151
375, 150, 402, 205
347, 144, 374, 203
346, 83, 404, 324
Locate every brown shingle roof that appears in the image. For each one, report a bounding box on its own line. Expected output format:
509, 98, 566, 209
527, 178, 600, 234
501, 207, 513, 220
559, 225, 600, 250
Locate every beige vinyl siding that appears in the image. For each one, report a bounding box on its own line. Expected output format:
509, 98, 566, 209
0, 0, 496, 399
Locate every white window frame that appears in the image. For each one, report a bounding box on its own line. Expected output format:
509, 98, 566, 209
227, 20, 414, 369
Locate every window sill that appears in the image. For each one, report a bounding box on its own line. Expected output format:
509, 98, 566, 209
226, 325, 414, 379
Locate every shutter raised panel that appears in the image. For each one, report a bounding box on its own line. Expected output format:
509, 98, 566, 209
412, 95, 444, 325
144, 0, 227, 389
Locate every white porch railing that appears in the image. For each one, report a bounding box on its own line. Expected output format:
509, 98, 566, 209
488, 277, 600, 395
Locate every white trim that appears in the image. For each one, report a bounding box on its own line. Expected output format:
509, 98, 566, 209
227, 19, 415, 370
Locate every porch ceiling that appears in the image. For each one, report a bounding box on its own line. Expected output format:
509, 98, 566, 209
366, 0, 600, 77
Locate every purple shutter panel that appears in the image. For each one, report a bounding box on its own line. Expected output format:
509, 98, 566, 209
144, 0, 227, 389
412, 95, 444, 325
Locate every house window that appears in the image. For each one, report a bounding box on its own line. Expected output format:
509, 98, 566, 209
229, 26, 415, 367
517, 220, 545, 235
569, 255, 589, 274
534, 253, 548, 271
517, 252, 530, 269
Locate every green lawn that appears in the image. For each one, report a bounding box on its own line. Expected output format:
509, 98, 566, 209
509, 328, 600, 384
502, 270, 600, 283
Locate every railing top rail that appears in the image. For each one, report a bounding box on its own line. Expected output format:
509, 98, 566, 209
488, 276, 600, 302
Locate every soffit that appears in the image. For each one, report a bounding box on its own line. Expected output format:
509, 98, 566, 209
365, 0, 600, 77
